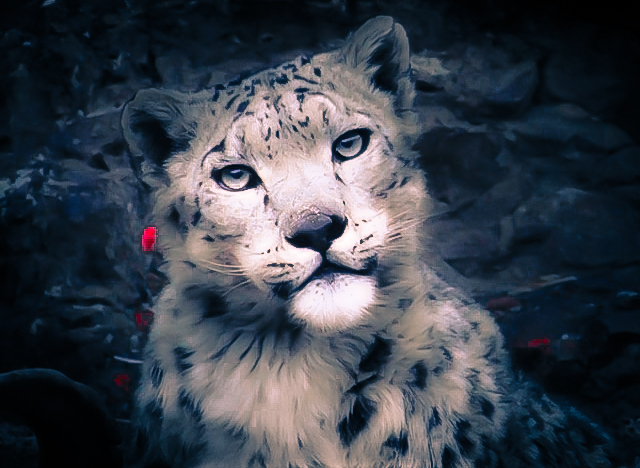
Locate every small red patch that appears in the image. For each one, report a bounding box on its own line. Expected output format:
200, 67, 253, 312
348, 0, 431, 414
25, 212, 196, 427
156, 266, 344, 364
135, 309, 154, 333
528, 338, 550, 347
142, 226, 157, 251
114, 373, 131, 392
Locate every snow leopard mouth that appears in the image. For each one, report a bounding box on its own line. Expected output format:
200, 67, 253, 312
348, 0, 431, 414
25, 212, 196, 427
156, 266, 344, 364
272, 257, 377, 300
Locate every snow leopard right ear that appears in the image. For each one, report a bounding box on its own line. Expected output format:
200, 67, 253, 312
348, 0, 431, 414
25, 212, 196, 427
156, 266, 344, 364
121, 88, 198, 169
339, 16, 413, 112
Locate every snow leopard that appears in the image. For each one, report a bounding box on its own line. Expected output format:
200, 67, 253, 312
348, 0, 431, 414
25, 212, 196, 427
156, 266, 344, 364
122, 16, 612, 468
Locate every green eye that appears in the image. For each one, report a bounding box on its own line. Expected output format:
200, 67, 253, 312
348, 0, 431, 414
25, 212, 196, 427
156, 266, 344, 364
333, 129, 372, 161
211, 165, 260, 191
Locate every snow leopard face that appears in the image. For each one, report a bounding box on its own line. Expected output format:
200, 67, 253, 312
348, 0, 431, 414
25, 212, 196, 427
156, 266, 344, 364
123, 17, 429, 334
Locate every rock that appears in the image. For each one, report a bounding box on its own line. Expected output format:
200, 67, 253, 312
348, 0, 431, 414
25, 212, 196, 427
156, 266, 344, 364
431, 219, 501, 264
514, 188, 640, 268
413, 42, 539, 118
415, 128, 505, 208
506, 104, 634, 153
541, 24, 640, 137
595, 146, 640, 184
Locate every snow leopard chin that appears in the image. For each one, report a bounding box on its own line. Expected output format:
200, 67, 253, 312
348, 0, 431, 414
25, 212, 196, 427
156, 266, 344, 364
288, 274, 377, 332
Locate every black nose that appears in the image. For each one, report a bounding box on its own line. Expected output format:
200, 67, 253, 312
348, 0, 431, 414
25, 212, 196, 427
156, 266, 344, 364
286, 214, 347, 252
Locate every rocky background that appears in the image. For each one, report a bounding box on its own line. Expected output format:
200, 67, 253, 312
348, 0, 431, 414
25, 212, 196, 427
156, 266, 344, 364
0, 0, 638, 466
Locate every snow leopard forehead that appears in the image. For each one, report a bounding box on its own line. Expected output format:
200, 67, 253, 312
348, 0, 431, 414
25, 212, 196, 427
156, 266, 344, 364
122, 16, 418, 179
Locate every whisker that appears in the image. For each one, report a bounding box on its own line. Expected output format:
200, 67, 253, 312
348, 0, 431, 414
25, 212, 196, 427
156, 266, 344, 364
221, 279, 252, 298
201, 259, 246, 270
205, 268, 247, 276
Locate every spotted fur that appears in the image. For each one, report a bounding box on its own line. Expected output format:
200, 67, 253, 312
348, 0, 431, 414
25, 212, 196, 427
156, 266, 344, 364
122, 16, 612, 468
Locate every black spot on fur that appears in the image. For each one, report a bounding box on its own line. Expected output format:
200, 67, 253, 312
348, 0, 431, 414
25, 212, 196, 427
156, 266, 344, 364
314, 67, 321, 77
455, 419, 474, 457
183, 260, 196, 268
347, 375, 380, 394
335, 173, 344, 184
275, 74, 289, 85
250, 335, 267, 372
408, 361, 428, 389
211, 138, 226, 153
291, 125, 298, 132
294, 87, 309, 94
478, 396, 495, 421
211, 331, 243, 360
150, 361, 164, 388
174, 346, 195, 373
265, 127, 271, 141
239, 335, 257, 361
383, 432, 409, 456
293, 74, 318, 85
178, 389, 202, 423
237, 100, 249, 113
402, 388, 416, 417
210, 88, 220, 102
442, 446, 456, 468
191, 210, 201, 226
297, 437, 304, 449
264, 195, 269, 207
337, 395, 377, 447
202, 293, 228, 319
359, 335, 393, 373
432, 366, 443, 375
300, 55, 311, 65
275, 130, 280, 139
248, 452, 267, 468
169, 206, 181, 226
144, 400, 163, 425
282, 63, 298, 71
428, 294, 436, 301
429, 407, 442, 431
272, 282, 293, 300
440, 346, 453, 362
399, 176, 411, 187
470, 321, 480, 331
202, 235, 215, 242
225, 94, 240, 110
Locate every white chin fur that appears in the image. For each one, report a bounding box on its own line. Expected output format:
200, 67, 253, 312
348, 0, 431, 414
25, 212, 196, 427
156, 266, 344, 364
289, 274, 377, 332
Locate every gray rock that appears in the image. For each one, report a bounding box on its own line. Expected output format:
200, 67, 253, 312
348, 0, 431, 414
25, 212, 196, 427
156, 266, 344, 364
506, 104, 634, 153
413, 42, 539, 118
416, 128, 505, 209
514, 188, 640, 268
541, 25, 640, 137
595, 146, 640, 184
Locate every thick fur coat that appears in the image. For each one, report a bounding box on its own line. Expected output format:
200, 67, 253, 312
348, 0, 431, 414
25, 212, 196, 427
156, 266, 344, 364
121, 16, 612, 468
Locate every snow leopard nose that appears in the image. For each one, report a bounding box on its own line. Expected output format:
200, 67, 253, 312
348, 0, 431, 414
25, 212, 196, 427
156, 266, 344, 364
286, 214, 347, 252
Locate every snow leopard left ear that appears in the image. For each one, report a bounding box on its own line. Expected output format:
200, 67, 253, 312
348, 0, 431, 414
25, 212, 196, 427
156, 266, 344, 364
121, 88, 199, 170
339, 16, 413, 112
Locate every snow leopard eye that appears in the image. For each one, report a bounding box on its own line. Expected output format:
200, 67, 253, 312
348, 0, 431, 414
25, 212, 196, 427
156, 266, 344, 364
332, 129, 372, 161
211, 165, 260, 191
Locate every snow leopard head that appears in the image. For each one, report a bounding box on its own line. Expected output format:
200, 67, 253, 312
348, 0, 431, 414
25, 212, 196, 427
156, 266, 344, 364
122, 16, 431, 333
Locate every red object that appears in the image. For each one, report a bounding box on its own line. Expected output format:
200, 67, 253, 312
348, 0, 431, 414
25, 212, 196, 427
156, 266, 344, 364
529, 338, 551, 347
135, 309, 154, 333
114, 373, 131, 392
528, 337, 552, 355
142, 226, 157, 251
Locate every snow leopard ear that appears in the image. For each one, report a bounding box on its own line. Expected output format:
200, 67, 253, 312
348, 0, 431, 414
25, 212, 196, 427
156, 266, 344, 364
121, 88, 197, 169
339, 16, 413, 111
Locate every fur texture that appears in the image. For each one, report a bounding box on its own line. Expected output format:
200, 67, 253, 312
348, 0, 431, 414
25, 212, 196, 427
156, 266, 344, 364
122, 16, 612, 468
